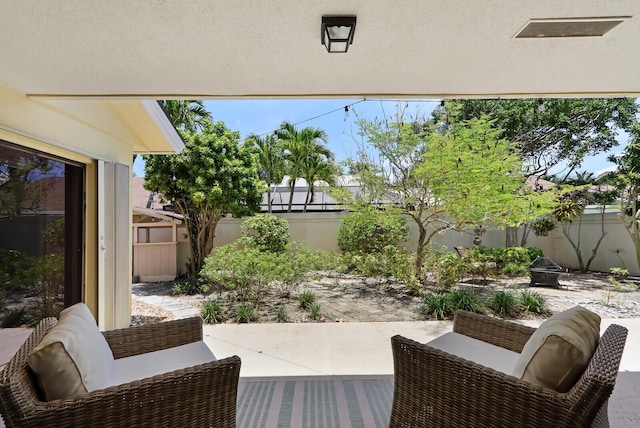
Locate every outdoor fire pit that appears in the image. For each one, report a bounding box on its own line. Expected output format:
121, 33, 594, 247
528, 256, 565, 288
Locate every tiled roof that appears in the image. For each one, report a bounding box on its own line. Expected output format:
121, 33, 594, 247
132, 176, 165, 209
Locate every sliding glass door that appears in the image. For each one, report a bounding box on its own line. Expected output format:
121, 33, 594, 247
0, 141, 84, 327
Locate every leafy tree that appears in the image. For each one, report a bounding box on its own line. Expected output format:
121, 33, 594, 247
134, 100, 213, 166
275, 122, 332, 213
436, 98, 637, 179
0, 151, 55, 218
553, 191, 588, 270
246, 134, 284, 213
549, 172, 619, 272
606, 123, 640, 270
158, 100, 212, 132
351, 106, 556, 273
143, 120, 262, 278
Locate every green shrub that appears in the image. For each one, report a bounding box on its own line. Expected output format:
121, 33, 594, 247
309, 302, 321, 320
285, 242, 334, 274
275, 306, 289, 322
526, 247, 544, 262
201, 241, 332, 304
464, 246, 544, 277
423, 250, 464, 288
201, 243, 286, 302
29, 253, 64, 319
519, 290, 547, 314
235, 303, 255, 323
338, 246, 416, 286
446, 288, 482, 313
488, 290, 517, 316
461, 250, 496, 281
500, 247, 531, 268
240, 214, 290, 253
172, 279, 209, 295
421, 293, 452, 320
337, 209, 409, 254
298, 290, 317, 309
0, 250, 37, 293
609, 267, 629, 277
201, 299, 226, 324
501, 262, 529, 277
1, 308, 27, 328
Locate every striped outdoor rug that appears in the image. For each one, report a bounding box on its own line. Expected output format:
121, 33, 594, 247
237, 376, 394, 428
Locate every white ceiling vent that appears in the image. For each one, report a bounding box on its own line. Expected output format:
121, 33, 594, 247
516, 17, 629, 38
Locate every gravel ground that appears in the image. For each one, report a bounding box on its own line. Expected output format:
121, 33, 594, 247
492, 272, 640, 318
130, 271, 640, 325
130, 299, 174, 326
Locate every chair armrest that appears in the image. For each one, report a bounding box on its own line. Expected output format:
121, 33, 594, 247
390, 335, 583, 428
17, 355, 241, 428
103, 317, 203, 359
453, 310, 536, 353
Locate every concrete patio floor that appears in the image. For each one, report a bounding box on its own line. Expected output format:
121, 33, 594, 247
2, 318, 639, 427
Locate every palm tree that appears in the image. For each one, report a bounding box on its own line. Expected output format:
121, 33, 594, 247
299, 155, 338, 212
158, 100, 212, 132
247, 133, 284, 213
568, 171, 596, 186
276, 122, 331, 213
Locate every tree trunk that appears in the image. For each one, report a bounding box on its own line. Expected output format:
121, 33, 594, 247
562, 221, 585, 271
199, 212, 221, 263
175, 199, 197, 278
585, 206, 607, 271
519, 225, 530, 247
303, 186, 311, 213
287, 180, 296, 213
177, 199, 222, 278
414, 225, 427, 275
266, 187, 272, 213
505, 227, 518, 247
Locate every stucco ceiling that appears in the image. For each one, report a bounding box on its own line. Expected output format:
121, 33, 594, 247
1, 1, 638, 99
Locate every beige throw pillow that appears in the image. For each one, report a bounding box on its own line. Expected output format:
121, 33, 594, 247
512, 306, 600, 392
27, 303, 115, 401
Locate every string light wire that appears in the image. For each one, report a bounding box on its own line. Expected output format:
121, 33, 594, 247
245, 98, 442, 140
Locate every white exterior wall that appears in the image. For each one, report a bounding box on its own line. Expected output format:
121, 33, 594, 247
199, 211, 640, 276
0, 83, 179, 329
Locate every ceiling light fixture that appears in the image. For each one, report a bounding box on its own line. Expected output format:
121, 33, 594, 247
321, 16, 356, 53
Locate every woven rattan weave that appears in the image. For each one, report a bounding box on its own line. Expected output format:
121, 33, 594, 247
0, 316, 240, 428
390, 310, 627, 428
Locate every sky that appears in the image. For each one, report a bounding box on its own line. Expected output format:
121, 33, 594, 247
132, 99, 628, 177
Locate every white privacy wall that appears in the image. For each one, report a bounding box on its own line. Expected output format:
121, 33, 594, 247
178, 211, 640, 276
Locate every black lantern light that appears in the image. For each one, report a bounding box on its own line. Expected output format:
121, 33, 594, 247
321, 16, 357, 53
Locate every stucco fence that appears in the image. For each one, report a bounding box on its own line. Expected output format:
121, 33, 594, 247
169, 211, 640, 278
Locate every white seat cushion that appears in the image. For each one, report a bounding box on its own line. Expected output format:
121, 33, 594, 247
108, 341, 216, 388
27, 303, 115, 401
427, 331, 520, 374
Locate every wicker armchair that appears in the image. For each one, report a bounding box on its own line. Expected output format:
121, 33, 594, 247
390, 310, 628, 428
0, 317, 241, 428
